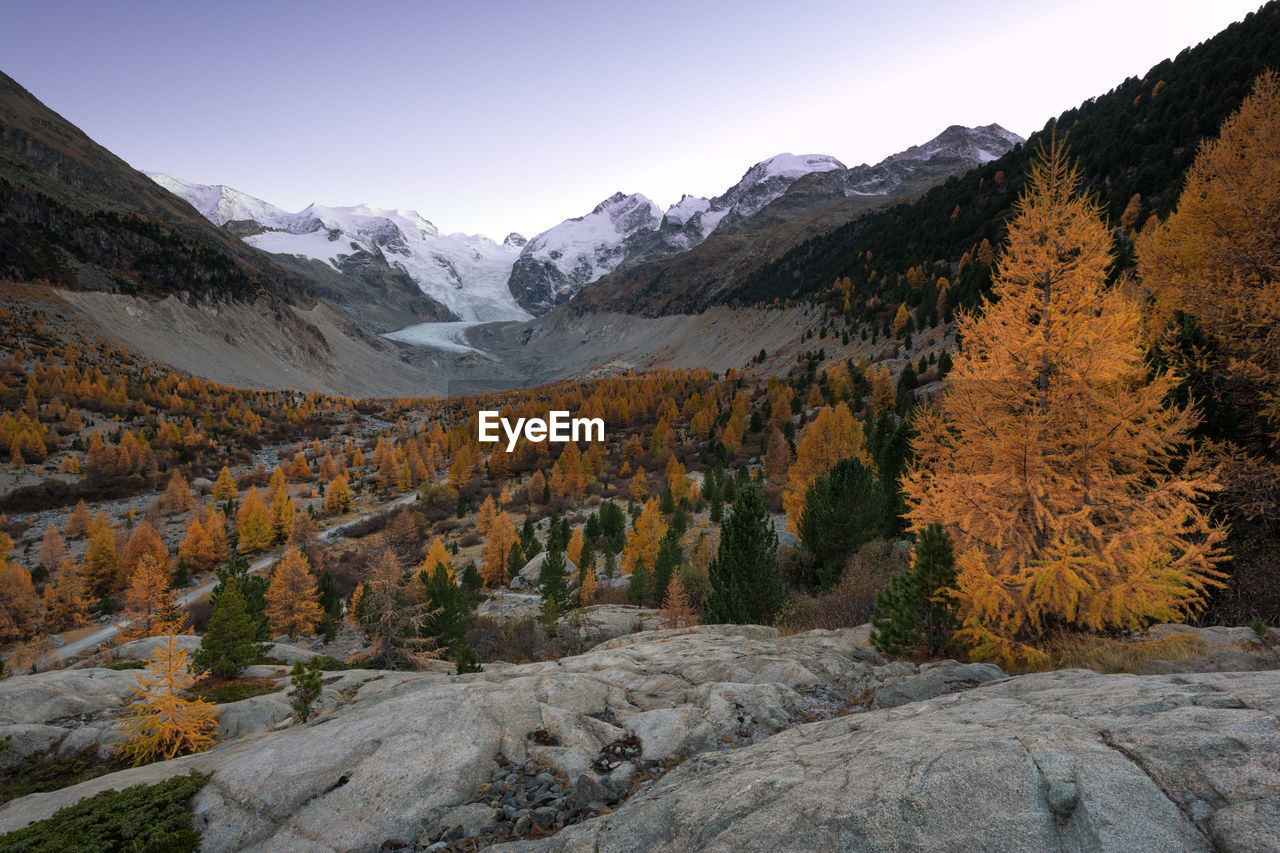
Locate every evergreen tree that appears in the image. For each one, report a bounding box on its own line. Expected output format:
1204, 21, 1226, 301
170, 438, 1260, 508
871, 524, 959, 657
461, 562, 482, 596
627, 558, 650, 606
538, 548, 570, 633
193, 577, 265, 679
705, 483, 786, 625
799, 457, 891, 590
317, 571, 342, 622
506, 539, 526, 581
212, 555, 269, 641
454, 642, 483, 674
421, 562, 473, 653
650, 531, 683, 610
288, 660, 323, 722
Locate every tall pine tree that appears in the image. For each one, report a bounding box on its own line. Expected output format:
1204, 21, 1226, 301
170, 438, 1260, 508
705, 483, 786, 625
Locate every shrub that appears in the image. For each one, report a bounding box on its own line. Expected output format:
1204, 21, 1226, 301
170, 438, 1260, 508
0, 770, 209, 852
778, 539, 907, 634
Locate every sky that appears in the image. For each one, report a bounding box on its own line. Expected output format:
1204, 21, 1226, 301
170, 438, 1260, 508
0, 0, 1266, 239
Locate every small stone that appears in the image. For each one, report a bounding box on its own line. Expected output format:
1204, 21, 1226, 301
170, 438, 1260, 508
533, 806, 559, 828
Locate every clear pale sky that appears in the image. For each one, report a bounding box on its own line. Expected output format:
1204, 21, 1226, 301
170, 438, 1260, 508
0, 0, 1264, 239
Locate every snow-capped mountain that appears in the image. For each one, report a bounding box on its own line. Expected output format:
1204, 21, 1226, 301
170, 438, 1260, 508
506, 192, 664, 315
151, 124, 1021, 322
146, 175, 530, 323
508, 153, 843, 313
710, 124, 1024, 240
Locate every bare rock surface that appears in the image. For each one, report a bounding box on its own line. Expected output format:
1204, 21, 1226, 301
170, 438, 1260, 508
495, 668, 1280, 853
0, 626, 1276, 852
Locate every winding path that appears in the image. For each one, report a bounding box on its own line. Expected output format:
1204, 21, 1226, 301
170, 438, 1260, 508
53, 491, 419, 661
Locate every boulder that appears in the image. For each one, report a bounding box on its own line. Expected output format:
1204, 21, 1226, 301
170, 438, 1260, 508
512, 552, 579, 591
0, 668, 140, 725
0, 724, 67, 769
110, 634, 202, 662
1137, 624, 1280, 674
557, 605, 662, 648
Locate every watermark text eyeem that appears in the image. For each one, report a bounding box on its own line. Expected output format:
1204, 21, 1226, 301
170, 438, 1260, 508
478, 410, 604, 452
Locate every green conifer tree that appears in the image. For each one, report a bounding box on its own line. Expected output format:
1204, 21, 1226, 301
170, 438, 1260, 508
288, 660, 323, 722
799, 457, 891, 590
193, 577, 266, 679
627, 557, 650, 606
705, 483, 786, 624
538, 548, 570, 633
870, 524, 959, 656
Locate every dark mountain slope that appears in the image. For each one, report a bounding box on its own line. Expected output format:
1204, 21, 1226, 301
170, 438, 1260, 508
730, 2, 1280, 314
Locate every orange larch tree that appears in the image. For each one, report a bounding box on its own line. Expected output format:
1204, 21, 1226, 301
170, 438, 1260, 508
1138, 71, 1280, 452
783, 405, 871, 534
483, 512, 518, 587
114, 634, 219, 766
623, 498, 666, 577
235, 487, 274, 554
120, 553, 185, 640
902, 142, 1226, 667
264, 547, 323, 639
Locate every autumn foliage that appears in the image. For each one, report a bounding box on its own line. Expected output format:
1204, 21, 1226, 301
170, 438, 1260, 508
902, 143, 1226, 666
115, 634, 219, 766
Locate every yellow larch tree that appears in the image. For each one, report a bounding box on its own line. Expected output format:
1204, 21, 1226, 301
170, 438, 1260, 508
120, 521, 169, 590
236, 487, 274, 554
476, 495, 497, 536
0, 556, 38, 643
44, 557, 90, 632
565, 526, 585, 568
622, 498, 666, 577
325, 474, 353, 515
629, 466, 648, 501
269, 487, 295, 542
902, 142, 1226, 667
783, 405, 872, 534
483, 512, 518, 587
1137, 71, 1280, 451
579, 560, 597, 605
178, 515, 218, 573
120, 553, 185, 640
660, 572, 698, 629
163, 470, 193, 516
82, 512, 120, 598
420, 536, 454, 580
65, 499, 92, 538
114, 634, 219, 766
665, 454, 692, 504
212, 465, 238, 501
264, 547, 322, 639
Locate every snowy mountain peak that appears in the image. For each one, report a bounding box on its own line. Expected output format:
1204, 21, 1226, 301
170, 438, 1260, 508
148, 175, 528, 323
887, 124, 1024, 167
753, 153, 847, 181
145, 173, 293, 229
508, 192, 665, 314
503, 233, 528, 249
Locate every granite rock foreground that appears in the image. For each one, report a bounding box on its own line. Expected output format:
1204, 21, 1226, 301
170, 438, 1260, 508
0, 626, 1276, 852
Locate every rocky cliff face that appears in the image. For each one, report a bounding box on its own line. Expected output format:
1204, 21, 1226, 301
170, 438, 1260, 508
1, 624, 1276, 852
